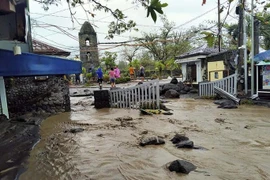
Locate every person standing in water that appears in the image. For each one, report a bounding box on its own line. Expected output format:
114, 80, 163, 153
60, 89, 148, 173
96, 67, 103, 90
109, 67, 116, 88
139, 64, 145, 82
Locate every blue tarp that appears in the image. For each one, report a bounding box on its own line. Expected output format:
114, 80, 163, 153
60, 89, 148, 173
0, 49, 82, 76
254, 50, 270, 62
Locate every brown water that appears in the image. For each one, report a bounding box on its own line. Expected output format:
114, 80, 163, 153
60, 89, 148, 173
20, 97, 270, 180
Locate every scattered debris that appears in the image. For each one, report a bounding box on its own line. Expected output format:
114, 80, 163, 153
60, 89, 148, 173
140, 109, 173, 115
140, 136, 165, 146
215, 118, 226, 124
244, 125, 253, 129
64, 128, 84, 133
115, 116, 133, 121
140, 130, 148, 135
97, 134, 103, 137
168, 160, 197, 174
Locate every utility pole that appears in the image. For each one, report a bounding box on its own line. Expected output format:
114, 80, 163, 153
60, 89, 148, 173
243, 6, 248, 95
254, 17, 260, 56
251, 0, 255, 96
237, 0, 245, 92
218, 0, 221, 52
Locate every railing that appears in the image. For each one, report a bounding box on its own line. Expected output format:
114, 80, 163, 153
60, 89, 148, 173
199, 73, 237, 97
110, 80, 160, 109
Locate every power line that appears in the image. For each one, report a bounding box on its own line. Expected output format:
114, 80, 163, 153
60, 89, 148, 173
175, 0, 228, 29
30, 12, 163, 28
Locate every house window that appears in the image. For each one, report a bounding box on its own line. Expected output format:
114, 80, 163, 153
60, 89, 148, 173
214, 72, 219, 79
85, 39, 90, 46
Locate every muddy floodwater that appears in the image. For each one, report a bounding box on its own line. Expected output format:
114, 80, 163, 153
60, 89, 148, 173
20, 97, 270, 180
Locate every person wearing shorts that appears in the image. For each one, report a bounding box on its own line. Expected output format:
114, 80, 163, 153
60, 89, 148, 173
96, 67, 103, 90
109, 67, 116, 88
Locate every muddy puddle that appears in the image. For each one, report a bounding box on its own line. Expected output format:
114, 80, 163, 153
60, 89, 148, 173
20, 97, 270, 180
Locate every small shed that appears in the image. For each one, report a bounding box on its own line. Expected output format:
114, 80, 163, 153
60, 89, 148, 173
254, 50, 270, 99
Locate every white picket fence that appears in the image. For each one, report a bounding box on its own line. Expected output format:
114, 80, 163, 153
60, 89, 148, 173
110, 80, 160, 109
199, 73, 237, 97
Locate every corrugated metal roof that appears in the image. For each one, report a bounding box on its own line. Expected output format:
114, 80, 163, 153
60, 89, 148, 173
176, 44, 225, 59
32, 39, 71, 57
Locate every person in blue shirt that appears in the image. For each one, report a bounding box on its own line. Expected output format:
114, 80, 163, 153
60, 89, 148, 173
96, 67, 103, 90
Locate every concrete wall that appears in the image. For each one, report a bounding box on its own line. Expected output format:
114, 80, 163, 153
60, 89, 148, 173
0, 13, 17, 40
4, 76, 70, 118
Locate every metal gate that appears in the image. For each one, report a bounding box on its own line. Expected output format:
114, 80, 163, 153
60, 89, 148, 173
110, 80, 160, 109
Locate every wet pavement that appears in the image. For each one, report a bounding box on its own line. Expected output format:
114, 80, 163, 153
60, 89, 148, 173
20, 97, 270, 180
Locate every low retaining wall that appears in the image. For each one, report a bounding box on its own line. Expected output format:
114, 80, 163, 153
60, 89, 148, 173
5, 76, 70, 118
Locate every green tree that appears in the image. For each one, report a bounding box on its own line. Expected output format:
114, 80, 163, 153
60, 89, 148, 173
165, 58, 180, 76
34, 0, 168, 39
137, 16, 193, 62
118, 60, 128, 71
155, 60, 165, 77
131, 59, 141, 72
100, 51, 117, 69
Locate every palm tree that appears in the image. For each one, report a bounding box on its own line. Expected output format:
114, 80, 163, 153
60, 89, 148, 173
155, 60, 165, 78
165, 58, 180, 76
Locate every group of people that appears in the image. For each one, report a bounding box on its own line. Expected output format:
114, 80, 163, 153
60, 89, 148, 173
96, 66, 121, 89
76, 64, 145, 89
129, 64, 145, 81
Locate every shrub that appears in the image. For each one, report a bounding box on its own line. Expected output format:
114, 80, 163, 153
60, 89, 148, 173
115, 76, 131, 84
103, 74, 110, 82
86, 73, 92, 81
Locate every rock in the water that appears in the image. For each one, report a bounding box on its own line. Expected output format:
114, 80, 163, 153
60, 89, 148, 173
189, 88, 198, 94
168, 160, 197, 174
164, 89, 180, 98
180, 90, 188, 94
183, 86, 191, 92
177, 81, 185, 90
216, 99, 237, 109
84, 89, 90, 92
0, 114, 8, 121
64, 128, 84, 133
171, 134, 189, 144
214, 99, 230, 105
160, 103, 171, 111
170, 77, 178, 84
140, 136, 165, 146
161, 83, 180, 95
175, 140, 194, 149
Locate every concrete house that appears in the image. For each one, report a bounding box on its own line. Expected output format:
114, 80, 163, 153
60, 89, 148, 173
175, 44, 221, 84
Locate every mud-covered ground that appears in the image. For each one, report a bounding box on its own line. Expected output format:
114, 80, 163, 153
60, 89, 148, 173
0, 114, 48, 180
20, 96, 270, 180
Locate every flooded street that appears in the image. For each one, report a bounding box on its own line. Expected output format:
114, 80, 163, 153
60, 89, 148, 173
20, 97, 270, 180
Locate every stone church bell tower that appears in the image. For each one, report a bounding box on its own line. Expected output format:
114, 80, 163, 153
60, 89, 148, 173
78, 21, 99, 69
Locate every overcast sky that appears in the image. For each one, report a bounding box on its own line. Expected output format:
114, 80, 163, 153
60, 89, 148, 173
29, 0, 239, 58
